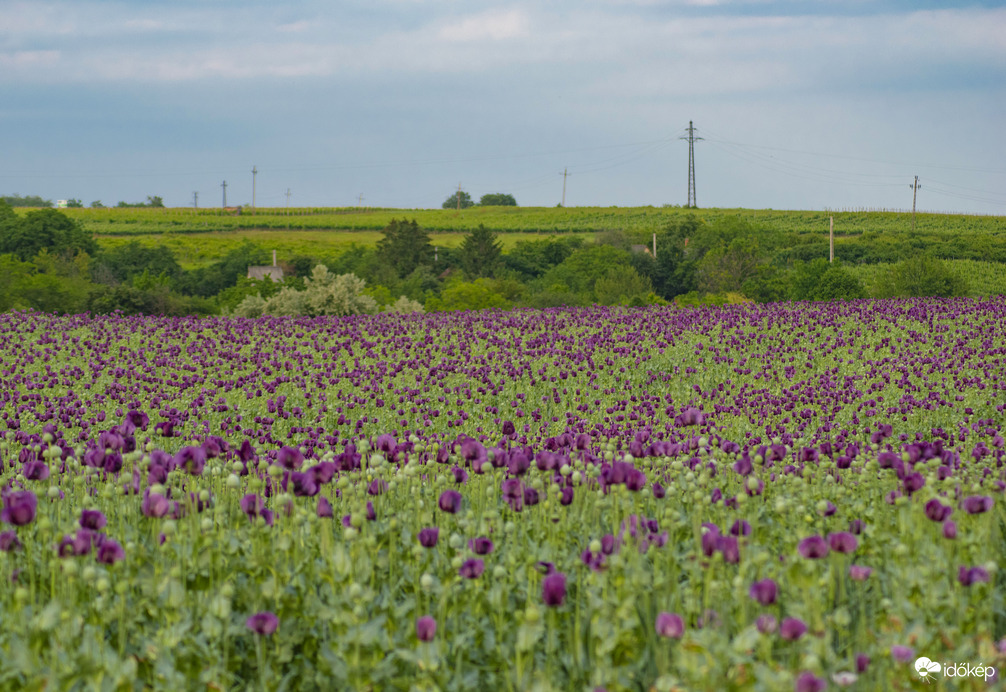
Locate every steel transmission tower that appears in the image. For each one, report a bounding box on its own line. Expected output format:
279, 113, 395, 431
679, 121, 703, 208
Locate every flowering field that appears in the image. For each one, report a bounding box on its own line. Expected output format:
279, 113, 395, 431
1, 299, 1004, 691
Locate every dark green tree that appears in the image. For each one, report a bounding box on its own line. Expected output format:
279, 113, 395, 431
478, 193, 516, 206
66, 198, 84, 208
92, 241, 183, 286
1, 194, 52, 207
0, 208, 97, 261
442, 190, 474, 210
457, 224, 502, 278
377, 218, 435, 279
502, 237, 584, 281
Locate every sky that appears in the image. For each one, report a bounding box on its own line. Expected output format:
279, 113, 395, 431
2, 0, 1005, 214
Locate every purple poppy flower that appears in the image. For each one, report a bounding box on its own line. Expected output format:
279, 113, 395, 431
749, 578, 777, 605
962, 495, 993, 514
655, 612, 684, 638
924, 498, 952, 521
827, 532, 858, 554
0, 530, 22, 552
1, 491, 37, 526
856, 654, 871, 673
849, 565, 873, 581
730, 519, 752, 537
652, 482, 666, 499
501, 420, 516, 436
542, 572, 567, 606
22, 461, 49, 480
958, 566, 990, 586
79, 509, 107, 531
797, 535, 829, 559
600, 534, 617, 555
780, 617, 807, 640
317, 496, 333, 518
943, 520, 957, 539
469, 537, 494, 555
458, 558, 484, 579
96, 539, 125, 565
890, 645, 914, 663
848, 519, 865, 534
174, 446, 206, 475
794, 671, 827, 692
246, 611, 279, 635
58, 530, 95, 557
238, 439, 256, 462
523, 487, 540, 506
367, 478, 388, 496
438, 490, 462, 514
291, 472, 319, 497
717, 535, 740, 564
560, 486, 575, 505
418, 527, 439, 547
416, 615, 437, 641
277, 446, 304, 470
756, 614, 778, 634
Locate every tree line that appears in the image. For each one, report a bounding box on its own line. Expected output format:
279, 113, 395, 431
0, 199, 971, 317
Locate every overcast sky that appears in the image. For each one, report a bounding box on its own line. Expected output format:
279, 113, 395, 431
2, 0, 1005, 214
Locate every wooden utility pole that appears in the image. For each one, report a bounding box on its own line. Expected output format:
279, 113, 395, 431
829, 216, 834, 263
193, 191, 198, 209
910, 176, 920, 232
357, 194, 364, 208
652, 232, 657, 259
221, 180, 227, 208
456, 183, 462, 213
251, 165, 257, 214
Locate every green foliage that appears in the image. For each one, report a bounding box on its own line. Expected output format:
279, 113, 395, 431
457, 224, 503, 279
538, 244, 634, 301
90, 200, 105, 208
442, 190, 474, 210
92, 241, 182, 286
179, 242, 270, 297
593, 266, 653, 306
428, 278, 509, 312
873, 254, 969, 298
813, 264, 866, 301
383, 295, 425, 314
116, 196, 165, 208
214, 276, 283, 313
478, 193, 517, 206
502, 237, 584, 281
0, 193, 52, 207
741, 265, 790, 303
377, 219, 435, 279
235, 266, 378, 317
0, 208, 98, 261
66, 198, 84, 208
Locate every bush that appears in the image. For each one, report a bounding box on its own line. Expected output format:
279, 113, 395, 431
874, 255, 969, 298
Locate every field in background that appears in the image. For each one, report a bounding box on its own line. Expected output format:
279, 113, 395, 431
39, 205, 1006, 238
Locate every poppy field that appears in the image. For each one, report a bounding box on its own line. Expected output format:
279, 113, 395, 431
0, 299, 1004, 691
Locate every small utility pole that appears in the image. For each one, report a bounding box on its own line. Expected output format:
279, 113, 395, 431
652, 232, 657, 259
192, 191, 198, 209
560, 168, 569, 207
251, 165, 257, 214
357, 194, 364, 208
829, 216, 834, 263
679, 121, 703, 208
221, 180, 227, 208
910, 176, 920, 232
456, 183, 462, 213
285, 188, 292, 228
